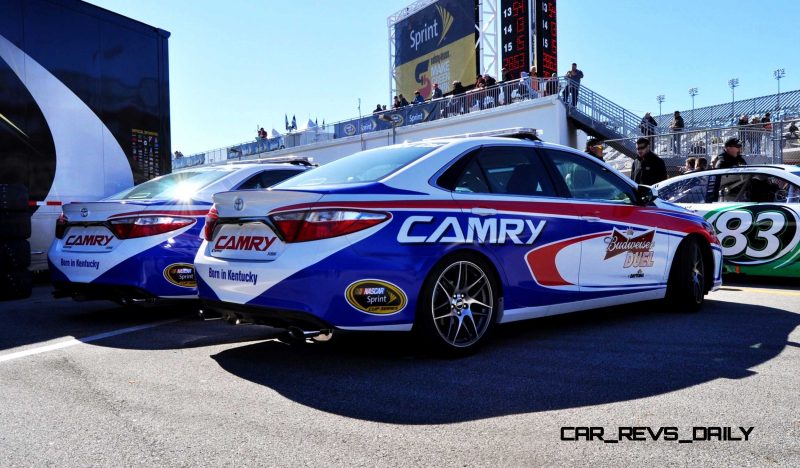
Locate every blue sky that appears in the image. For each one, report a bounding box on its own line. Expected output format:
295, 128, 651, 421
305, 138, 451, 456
85, 0, 799, 155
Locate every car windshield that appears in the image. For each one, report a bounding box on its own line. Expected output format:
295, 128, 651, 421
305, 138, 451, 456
106, 169, 236, 200
273, 144, 441, 188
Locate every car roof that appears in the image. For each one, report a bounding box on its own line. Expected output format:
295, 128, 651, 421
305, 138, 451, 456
172, 162, 309, 174
655, 164, 800, 186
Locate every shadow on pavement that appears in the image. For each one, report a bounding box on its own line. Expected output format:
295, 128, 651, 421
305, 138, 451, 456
210, 299, 799, 424
0, 286, 289, 351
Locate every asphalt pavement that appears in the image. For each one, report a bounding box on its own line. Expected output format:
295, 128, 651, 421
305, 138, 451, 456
0, 278, 798, 466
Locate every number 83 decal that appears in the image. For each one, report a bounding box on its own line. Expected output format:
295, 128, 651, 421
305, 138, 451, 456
707, 205, 799, 265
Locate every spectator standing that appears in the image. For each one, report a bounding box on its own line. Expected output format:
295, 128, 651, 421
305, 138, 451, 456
257, 127, 267, 139
789, 121, 799, 137
669, 111, 685, 154
750, 115, 762, 154
761, 112, 773, 153
519, 71, 535, 98
584, 138, 604, 161
714, 137, 746, 168
639, 112, 658, 146
737, 114, 749, 146
373, 104, 383, 114
393, 96, 402, 109
695, 157, 708, 171
546, 73, 559, 96
399, 94, 410, 107
564, 63, 584, 106
413, 91, 424, 104
431, 83, 443, 99
484, 74, 496, 86
529, 66, 539, 95
632, 138, 667, 185
501, 68, 513, 82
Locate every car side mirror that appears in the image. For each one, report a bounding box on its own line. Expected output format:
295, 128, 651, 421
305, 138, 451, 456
637, 185, 657, 205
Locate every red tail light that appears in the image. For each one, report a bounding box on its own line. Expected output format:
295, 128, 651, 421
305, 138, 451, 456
109, 216, 195, 239
203, 206, 219, 241
270, 210, 390, 243
55, 213, 68, 239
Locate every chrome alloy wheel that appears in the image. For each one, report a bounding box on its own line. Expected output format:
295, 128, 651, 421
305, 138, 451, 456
429, 261, 494, 348
690, 243, 705, 304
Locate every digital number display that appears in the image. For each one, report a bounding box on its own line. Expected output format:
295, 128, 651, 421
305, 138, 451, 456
500, 0, 530, 81
535, 0, 557, 79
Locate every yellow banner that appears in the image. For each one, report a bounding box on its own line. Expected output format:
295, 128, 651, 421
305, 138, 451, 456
395, 34, 477, 100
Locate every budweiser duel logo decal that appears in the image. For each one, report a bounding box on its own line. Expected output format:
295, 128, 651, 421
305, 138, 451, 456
212, 235, 277, 252
604, 229, 656, 268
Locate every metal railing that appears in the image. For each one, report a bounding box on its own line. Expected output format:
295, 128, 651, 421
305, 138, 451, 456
565, 82, 644, 143
173, 77, 566, 169
601, 120, 800, 177
655, 89, 800, 130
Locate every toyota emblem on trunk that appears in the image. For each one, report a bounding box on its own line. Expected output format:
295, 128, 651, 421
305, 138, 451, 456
233, 197, 244, 211
80, 207, 88, 217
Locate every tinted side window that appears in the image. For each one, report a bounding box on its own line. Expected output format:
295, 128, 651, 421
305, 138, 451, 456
543, 150, 635, 204
657, 176, 713, 203
718, 173, 784, 203
237, 169, 303, 190
447, 146, 556, 197
770, 176, 800, 203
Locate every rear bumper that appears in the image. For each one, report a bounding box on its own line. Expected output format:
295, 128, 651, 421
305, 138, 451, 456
200, 299, 333, 330
52, 281, 196, 306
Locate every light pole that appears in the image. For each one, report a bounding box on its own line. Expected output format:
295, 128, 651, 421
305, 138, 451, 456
728, 78, 739, 121
656, 94, 665, 129
689, 88, 698, 126
774, 68, 785, 113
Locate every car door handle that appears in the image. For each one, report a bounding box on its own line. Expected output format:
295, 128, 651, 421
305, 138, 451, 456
581, 216, 600, 222
471, 207, 497, 216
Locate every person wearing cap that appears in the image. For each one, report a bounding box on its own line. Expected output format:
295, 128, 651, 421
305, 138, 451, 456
631, 137, 667, 185
715, 138, 746, 169
585, 138, 604, 161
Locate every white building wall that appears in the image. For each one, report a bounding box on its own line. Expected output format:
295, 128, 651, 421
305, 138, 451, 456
255, 96, 569, 165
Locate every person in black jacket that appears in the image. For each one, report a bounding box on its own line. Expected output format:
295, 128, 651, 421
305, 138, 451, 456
631, 138, 667, 185
714, 137, 746, 168
669, 111, 685, 154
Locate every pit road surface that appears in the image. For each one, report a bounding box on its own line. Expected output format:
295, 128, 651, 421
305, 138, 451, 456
1, 280, 798, 466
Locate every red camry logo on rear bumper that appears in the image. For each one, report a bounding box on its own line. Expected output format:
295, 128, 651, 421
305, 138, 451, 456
213, 235, 277, 251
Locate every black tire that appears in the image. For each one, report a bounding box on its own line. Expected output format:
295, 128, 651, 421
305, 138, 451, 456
666, 237, 707, 313
415, 253, 498, 357
0, 184, 28, 212
0, 269, 33, 301
0, 240, 31, 270
0, 211, 31, 240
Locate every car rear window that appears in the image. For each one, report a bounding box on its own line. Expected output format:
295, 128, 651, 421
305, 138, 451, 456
273, 144, 441, 188
107, 169, 237, 200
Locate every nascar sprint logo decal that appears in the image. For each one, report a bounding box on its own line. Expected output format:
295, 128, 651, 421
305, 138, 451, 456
345, 280, 407, 315
163, 263, 196, 288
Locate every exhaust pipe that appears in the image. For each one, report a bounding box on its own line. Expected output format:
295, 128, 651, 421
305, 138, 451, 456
198, 309, 222, 321
286, 326, 333, 341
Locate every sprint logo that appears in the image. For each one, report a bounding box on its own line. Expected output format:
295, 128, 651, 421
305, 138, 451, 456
409, 5, 453, 51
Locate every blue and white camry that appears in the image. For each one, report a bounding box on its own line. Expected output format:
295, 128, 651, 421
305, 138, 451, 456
195, 130, 723, 354
48, 160, 310, 305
